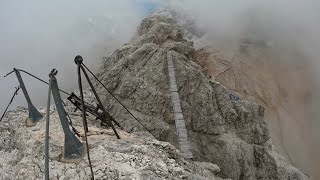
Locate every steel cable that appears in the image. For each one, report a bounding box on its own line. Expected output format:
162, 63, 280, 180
4, 68, 79, 136
79, 64, 121, 139
62, 101, 81, 137
81, 63, 157, 139
0, 86, 20, 122
4, 69, 71, 96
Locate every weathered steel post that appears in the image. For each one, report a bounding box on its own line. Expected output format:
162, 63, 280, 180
75, 56, 95, 179
44, 70, 52, 180
50, 69, 84, 162
74, 55, 121, 139
14, 68, 43, 126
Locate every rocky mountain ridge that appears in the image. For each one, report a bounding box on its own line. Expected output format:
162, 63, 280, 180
94, 10, 309, 180
0, 104, 225, 179
0, 9, 310, 180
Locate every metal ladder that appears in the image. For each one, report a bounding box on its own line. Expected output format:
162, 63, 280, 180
167, 51, 193, 159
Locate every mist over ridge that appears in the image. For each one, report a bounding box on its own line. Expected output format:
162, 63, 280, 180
0, 0, 319, 178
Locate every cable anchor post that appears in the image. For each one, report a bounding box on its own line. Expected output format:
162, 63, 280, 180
49, 69, 84, 162
13, 68, 43, 126
75, 55, 121, 139
44, 69, 85, 180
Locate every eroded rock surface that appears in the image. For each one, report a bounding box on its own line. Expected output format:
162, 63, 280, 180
94, 10, 309, 180
0, 105, 224, 180
0, 9, 310, 180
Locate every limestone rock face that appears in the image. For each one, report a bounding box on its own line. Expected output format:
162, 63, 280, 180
95, 10, 309, 180
0, 105, 224, 180
194, 45, 319, 178
0, 9, 310, 180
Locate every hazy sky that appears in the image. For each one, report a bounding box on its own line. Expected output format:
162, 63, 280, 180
1, 0, 319, 122
0, 0, 161, 113
0, 0, 319, 178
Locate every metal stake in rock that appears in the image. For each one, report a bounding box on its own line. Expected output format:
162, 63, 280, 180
49, 69, 84, 162
14, 68, 43, 126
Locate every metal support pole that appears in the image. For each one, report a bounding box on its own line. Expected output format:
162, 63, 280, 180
44, 71, 52, 180
50, 69, 84, 162
14, 68, 43, 126
75, 55, 121, 139
76, 65, 89, 133
76, 62, 95, 180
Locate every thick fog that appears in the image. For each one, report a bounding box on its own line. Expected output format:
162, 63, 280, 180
1, 0, 319, 178
169, 0, 320, 178
0, 0, 159, 114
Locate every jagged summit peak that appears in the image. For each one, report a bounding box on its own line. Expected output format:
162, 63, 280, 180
0, 6, 310, 180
